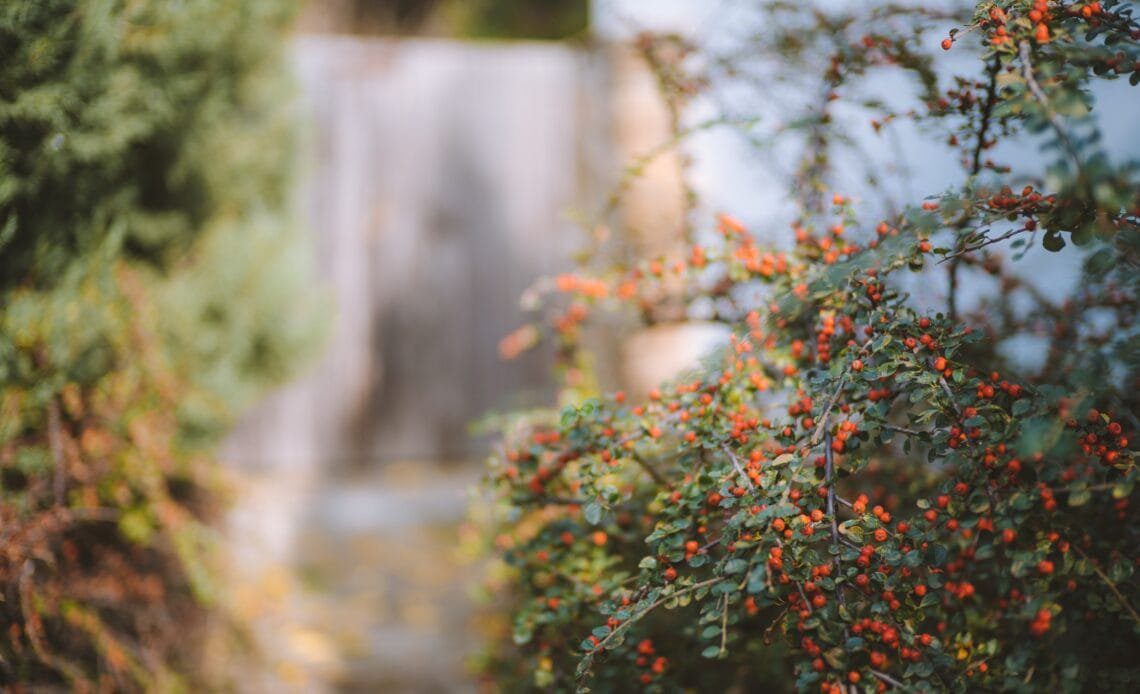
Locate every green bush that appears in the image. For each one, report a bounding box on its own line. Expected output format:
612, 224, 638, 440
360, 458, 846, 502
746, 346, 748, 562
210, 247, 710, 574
0, 0, 316, 688
477, 2, 1139, 692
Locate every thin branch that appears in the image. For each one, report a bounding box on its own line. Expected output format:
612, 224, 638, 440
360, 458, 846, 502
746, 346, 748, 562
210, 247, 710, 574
938, 377, 962, 418
1043, 482, 1123, 496
825, 434, 845, 609
585, 577, 726, 657
1018, 40, 1084, 177
811, 374, 848, 446
47, 399, 66, 506
719, 593, 730, 656
632, 454, 671, 488
527, 495, 588, 506
793, 577, 814, 615
722, 444, 756, 490
970, 56, 1003, 178
880, 419, 925, 435
871, 668, 909, 690
1073, 545, 1140, 627
939, 227, 1030, 262
775, 537, 814, 615
811, 339, 876, 446
951, 54, 1003, 321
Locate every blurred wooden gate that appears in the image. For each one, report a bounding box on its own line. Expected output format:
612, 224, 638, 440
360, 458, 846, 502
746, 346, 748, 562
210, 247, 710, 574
219, 36, 614, 691
225, 37, 608, 477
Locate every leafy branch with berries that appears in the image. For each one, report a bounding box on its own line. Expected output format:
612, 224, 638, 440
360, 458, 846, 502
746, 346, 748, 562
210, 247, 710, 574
474, 2, 1139, 692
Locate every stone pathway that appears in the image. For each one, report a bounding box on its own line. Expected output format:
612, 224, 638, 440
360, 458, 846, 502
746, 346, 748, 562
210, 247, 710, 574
294, 461, 485, 692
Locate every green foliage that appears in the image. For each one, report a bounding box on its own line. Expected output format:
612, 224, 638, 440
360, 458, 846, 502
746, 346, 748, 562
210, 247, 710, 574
0, 0, 297, 286
0, 0, 316, 689
478, 1, 1140, 692
444, 0, 588, 40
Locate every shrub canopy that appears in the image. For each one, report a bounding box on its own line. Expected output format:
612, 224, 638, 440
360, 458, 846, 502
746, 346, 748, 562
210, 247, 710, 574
0, 0, 314, 689
477, 2, 1140, 692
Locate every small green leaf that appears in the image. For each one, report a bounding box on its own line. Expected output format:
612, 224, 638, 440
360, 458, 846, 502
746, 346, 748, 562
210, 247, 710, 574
771, 453, 795, 467
724, 558, 749, 575
1068, 488, 1091, 507
747, 565, 768, 593
925, 544, 948, 566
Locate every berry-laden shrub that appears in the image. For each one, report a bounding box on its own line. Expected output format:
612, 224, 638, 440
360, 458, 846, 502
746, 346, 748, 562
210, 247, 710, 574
0, 0, 316, 689
477, 2, 1139, 692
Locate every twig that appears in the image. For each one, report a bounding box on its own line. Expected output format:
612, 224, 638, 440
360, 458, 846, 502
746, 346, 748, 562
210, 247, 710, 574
585, 577, 726, 657
776, 537, 814, 615
951, 54, 1003, 321
1018, 40, 1084, 177
719, 593, 729, 656
793, 577, 814, 615
761, 606, 790, 641
1073, 545, 1140, 626
871, 668, 909, 690
1044, 482, 1123, 495
938, 377, 962, 418
811, 374, 848, 446
632, 454, 671, 488
825, 435, 844, 607
47, 399, 65, 506
529, 495, 589, 506
882, 423, 926, 437
811, 338, 874, 446
722, 444, 756, 490
970, 56, 1003, 178
939, 227, 1029, 262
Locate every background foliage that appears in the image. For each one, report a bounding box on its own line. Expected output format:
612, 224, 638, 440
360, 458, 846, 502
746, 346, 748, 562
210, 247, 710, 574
0, 0, 317, 689
477, 1, 1139, 692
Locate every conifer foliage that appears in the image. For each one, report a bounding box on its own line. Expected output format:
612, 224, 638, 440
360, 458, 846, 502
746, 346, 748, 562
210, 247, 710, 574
0, 1, 312, 688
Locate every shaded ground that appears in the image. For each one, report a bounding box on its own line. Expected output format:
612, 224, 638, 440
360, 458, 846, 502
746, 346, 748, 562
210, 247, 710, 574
295, 461, 484, 692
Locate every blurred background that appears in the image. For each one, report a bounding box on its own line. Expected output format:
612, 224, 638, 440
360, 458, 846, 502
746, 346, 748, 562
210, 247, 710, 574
220, 1, 1140, 691
5, 0, 1135, 691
